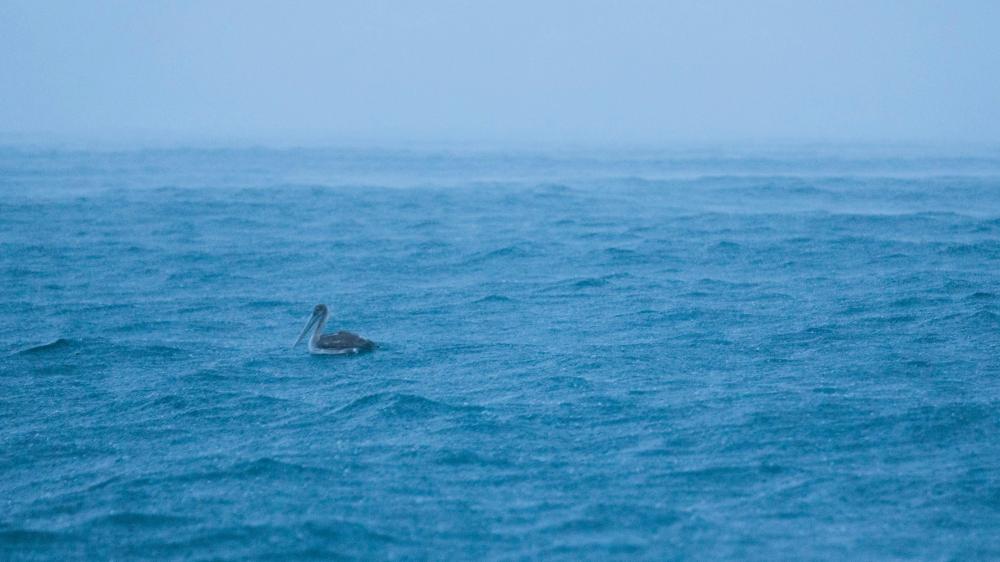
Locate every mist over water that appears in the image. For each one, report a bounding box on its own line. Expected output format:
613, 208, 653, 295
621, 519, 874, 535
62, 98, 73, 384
3, 1, 1000, 143
2, 147, 999, 558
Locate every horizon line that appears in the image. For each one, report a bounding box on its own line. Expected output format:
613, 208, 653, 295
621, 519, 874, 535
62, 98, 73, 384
2, 131, 1000, 154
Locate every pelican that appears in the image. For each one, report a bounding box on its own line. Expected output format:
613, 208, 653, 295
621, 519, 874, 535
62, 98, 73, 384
292, 304, 376, 355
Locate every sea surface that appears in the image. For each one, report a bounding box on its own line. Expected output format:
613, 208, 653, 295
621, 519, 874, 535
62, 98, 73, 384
2, 145, 999, 559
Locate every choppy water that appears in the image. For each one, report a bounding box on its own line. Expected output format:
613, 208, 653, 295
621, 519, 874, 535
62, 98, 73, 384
2, 146, 1000, 559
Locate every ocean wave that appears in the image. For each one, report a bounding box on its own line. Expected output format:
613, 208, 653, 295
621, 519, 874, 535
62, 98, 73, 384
942, 240, 1000, 256
228, 457, 332, 478
461, 244, 541, 265
434, 448, 511, 467
16, 338, 76, 355
79, 512, 196, 529
472, 294, 514, 304
966, 291, 997, 301
335, 392, 484, 420
0, 528, 70, 546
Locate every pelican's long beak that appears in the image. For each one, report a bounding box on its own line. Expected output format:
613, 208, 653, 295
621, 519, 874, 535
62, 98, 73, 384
292, 312, 319, 348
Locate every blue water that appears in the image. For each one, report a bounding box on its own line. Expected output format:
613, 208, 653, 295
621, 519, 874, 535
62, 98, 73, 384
2, 146, 1000, 559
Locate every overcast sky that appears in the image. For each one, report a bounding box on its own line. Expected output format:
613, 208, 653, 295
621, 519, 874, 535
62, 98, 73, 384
1, 0, 998, 145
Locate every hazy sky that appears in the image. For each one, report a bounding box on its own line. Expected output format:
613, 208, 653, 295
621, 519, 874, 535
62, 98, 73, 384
2, 0, 998, 144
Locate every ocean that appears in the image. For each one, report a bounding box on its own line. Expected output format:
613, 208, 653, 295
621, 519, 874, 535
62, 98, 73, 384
2, 145, 999, 559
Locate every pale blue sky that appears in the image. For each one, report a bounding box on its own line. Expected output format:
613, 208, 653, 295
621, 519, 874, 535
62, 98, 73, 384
1, 0, 998, 144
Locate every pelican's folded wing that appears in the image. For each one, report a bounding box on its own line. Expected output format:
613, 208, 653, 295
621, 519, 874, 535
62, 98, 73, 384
317, 331, 376, 350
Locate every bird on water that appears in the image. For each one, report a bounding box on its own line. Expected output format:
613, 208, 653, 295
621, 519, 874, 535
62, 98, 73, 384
292, 304, 376, 355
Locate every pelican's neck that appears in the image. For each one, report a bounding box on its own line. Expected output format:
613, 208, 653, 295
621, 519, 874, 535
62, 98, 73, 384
310, 310, 329, 346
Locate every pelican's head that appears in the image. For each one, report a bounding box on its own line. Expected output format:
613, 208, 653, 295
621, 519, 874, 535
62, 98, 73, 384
293, 304, 329, 348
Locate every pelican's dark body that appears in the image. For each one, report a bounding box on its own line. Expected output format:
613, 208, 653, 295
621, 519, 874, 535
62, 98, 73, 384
294, 304, 376, 355
314, 330, 376, 354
